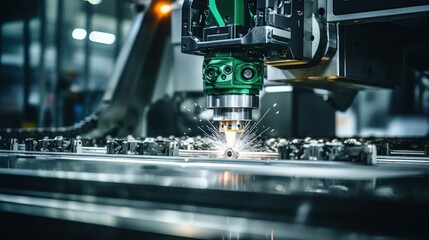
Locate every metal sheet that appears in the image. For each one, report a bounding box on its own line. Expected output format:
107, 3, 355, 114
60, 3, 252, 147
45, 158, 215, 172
1, 151, 429, 239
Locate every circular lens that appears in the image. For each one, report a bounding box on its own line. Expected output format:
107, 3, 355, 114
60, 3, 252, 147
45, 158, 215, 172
242, 68, 254, 80
223, 66, 232, 74
226, 150, 233, 157
206, 68, 215, 79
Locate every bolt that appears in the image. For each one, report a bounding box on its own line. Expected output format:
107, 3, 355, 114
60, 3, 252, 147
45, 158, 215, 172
242, 68, 254, 80
224, 65, 232, 74
224, 148, 237, 159
206, 68, 216, 79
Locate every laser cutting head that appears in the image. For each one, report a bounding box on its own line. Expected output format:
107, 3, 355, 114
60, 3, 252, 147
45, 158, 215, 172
206, 94, 258, 132
181, 0, 317, 132
203, 53, 263, 132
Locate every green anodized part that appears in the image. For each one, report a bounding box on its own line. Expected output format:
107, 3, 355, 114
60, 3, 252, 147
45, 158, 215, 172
203, 2, 261, 96
207, 0, 251, 26
203, 53, 263, 95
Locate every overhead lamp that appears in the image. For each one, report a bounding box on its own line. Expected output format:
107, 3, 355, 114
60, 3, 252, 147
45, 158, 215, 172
72, 28, 87, 40
72, 28, 116, 45
89, 31, 116, 45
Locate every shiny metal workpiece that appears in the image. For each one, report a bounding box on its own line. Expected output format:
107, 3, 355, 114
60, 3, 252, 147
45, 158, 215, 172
1, 149, 429, 239
178, 149, 278, 160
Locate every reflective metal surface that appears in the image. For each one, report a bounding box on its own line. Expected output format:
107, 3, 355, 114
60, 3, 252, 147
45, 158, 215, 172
207, 94, 259, 130
206, 94, 259, 109
1, 150, 429, 239
213, 108, 252, 121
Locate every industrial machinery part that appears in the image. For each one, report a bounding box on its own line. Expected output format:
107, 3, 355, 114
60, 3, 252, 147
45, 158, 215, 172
24, 137, 82, 153
203, 53, 263, 132
277, 138, 377, 165
106, 137, 179, 156
2, 136, 179, 157
0, 137, 18, 151
181, 0, 333, 132
4, 132, 429, 165
0, 134, 387, 164
369, 138, 429, 157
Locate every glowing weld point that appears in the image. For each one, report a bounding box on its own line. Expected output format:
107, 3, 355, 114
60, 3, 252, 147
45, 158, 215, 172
273, 103, 277, 107
187, 108, 191, 112
194, 103, 198, 106
276, 111, 280, 114
198, 108, 272, 159
271, 129, 275, 132
194, 117, 197, 120
188, 128, 192, 131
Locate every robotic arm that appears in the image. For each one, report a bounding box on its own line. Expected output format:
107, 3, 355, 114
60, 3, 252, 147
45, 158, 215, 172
181, 0, 333, 132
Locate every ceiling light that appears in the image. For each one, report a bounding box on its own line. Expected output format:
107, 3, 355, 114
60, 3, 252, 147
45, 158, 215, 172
89, 31, 116, 45
72, 28, 87, 40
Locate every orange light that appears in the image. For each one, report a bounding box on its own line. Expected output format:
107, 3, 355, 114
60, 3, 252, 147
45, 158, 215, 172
158, 3, 172, 15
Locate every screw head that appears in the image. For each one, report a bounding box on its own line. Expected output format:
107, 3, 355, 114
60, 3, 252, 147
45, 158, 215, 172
242, 68, 254, 80
206, 68, 215, 78
223, 65, 232, 74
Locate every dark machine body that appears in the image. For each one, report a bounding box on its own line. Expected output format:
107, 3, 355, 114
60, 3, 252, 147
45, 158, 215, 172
0, 0, 429, 239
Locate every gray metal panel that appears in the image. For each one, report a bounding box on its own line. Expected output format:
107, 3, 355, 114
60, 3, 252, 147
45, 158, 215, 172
327, 0, 429, 22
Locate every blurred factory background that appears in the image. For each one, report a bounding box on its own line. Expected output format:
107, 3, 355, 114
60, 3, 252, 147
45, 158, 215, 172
0, 0, 134, 128
0, 0, 428, 139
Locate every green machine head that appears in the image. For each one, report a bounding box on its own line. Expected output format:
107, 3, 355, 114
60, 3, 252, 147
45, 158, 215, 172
202, 0, 263, 132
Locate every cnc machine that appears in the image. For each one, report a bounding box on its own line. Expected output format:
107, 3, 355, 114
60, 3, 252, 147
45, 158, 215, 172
0, 1, 429, 239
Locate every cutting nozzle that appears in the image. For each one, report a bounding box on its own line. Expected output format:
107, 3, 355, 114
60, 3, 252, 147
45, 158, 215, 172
206, 94, 258, 132
218, 120, 248, 133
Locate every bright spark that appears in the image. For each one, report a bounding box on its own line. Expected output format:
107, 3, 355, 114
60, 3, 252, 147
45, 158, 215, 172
225, 132, 236, 148
197, 108, 273, 158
